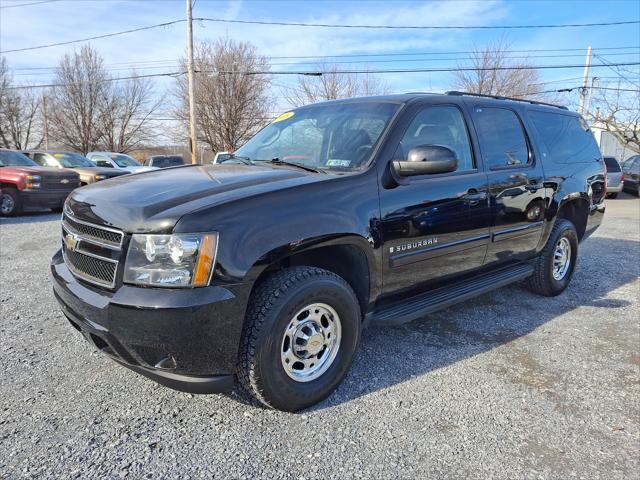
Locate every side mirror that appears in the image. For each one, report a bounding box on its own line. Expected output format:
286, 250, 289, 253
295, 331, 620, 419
392, 145, 458, 177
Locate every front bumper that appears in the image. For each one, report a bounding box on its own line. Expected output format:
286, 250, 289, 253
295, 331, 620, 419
51, 249, 250, 393
20, 189, 74, 209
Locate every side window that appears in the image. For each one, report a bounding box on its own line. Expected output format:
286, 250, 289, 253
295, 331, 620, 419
472, 107, 529, 168
399, 105, 474, 171
528, 111, 601, 163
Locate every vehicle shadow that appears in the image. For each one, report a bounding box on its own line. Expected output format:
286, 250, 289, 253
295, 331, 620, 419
0, 211, 60, 225
309, 235, 639, 411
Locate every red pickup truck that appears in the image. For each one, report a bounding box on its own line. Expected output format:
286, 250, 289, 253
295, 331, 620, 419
0, 149, 80, 216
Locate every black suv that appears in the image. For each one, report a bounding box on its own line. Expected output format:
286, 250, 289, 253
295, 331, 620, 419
51, 93, 606, 411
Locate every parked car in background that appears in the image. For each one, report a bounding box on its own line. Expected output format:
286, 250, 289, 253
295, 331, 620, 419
143, 155, 185, 168
0, 149, 79, 216
211, 151, 232, 164
603, 156, 624, 198
622, 155, 640, 195
86, 152, 157, 174
23, 151, 127, 185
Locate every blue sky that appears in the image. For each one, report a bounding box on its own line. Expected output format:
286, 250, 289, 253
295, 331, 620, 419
1, 0, 639, 115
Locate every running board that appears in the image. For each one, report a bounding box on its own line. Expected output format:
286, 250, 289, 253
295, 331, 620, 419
371, 263, 534, 326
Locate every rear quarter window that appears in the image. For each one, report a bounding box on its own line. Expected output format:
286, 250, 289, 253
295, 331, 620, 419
603, 157, 621, 172
528, 111, 601, 164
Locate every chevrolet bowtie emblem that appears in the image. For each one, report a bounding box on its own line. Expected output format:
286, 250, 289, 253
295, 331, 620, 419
60, 178, 69, 184
64, 233, 79, 252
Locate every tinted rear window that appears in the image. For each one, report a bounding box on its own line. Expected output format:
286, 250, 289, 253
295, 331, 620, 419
528, 111, 601, 164
153, 156, 184, 167
471, 107, 530, 168
603, 157, 621, 172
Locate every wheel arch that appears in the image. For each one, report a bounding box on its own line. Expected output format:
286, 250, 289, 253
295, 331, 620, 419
244, 234, 378, 320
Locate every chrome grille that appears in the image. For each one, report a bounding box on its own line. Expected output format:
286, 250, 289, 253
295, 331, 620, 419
63, 248, 117, 287
61, 212, 123, 288
62, 213, 123, 247
41, 175, 78, 190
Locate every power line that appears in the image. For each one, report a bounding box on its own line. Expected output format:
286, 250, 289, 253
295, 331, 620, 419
0, 0, 59, 8
196, 17, 640, 30
8, 61, 640, 90
0, 19, 187, 53
2, 14, 639, 54
13, 52, 640, 76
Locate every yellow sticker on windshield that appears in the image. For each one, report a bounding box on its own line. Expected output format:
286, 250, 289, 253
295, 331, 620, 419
272, 111, 294, 123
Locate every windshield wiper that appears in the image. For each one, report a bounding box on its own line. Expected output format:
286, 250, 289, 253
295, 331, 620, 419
258, 158, 325, 174
218, 154, 253, 165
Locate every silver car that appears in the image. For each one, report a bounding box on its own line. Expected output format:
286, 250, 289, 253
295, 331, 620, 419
603, 156, 623, 199
87, 152, 157, 174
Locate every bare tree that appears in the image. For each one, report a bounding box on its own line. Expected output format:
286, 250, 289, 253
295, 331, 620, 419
96, 73, 163, 153
48, 46, 107, 154
174, 38, 273, 152
591, 82, 640, 153
49, 45, 161, 154
283, 62, 389, 107
452, 39, 543, 99
0, 57, 43, 149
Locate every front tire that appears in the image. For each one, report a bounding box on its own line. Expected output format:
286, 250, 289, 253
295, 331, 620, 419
527, 219, 578, 297
238, 266, 361, 412
0, 187, 21, 217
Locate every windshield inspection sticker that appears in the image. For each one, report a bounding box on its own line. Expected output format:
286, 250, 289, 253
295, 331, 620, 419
272, 111, 295, 123
326, 159, 351, 167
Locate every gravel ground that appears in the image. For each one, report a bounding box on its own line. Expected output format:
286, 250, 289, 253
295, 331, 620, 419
1, 193, 639, 479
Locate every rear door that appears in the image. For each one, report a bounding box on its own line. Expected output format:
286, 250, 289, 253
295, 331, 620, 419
467, 104, 547, 263
378, 102, 491, 294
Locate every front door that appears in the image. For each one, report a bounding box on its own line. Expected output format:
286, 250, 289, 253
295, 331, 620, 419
467, 104, 547, 264
378, 103, 492, 295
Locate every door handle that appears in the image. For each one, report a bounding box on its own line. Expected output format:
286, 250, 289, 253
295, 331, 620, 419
463, 189, 487, 205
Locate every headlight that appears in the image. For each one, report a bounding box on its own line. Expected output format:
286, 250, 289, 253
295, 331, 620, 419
95, 174, 107, 181
26, 174, 41, 188
124, 233, 218, 287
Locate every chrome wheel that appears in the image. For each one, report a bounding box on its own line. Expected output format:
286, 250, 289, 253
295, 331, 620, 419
281, 302, 342, 382
552, 237, 572, 280
1, 193, 15, 215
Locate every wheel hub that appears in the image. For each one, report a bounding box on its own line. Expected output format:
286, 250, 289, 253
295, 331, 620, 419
552, 237, 572, 280
1, 194, 15, 214
281, 303, 342, 382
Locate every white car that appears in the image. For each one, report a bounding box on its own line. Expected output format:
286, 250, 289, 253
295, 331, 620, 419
87, 152, 157, 174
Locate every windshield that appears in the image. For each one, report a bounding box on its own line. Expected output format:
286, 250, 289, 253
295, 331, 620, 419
108, 154, 140, 167
234, 102, 400, 171
53, 153, 95, 168
0, 150, 38, 167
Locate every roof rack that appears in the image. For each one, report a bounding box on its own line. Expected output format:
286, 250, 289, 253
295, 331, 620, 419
445, 91, 568, 110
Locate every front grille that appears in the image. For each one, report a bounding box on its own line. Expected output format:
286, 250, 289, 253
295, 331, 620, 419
41, 175, 78, 190
63, 213, 123, 247
61, 212, 123, 288
63, 247, 117, 288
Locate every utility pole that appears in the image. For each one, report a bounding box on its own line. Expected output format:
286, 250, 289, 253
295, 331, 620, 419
41, 93, 49, 150
578, 46, 592, 114
186, 0, 198, 164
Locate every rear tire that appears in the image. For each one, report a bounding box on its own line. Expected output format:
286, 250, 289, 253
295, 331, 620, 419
606, 192, 618, 199
0, 187, 21, 217
527, 219, 578, 297
238, 266, 361, 412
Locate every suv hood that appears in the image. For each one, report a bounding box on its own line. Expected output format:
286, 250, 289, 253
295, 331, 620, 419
66, 164, 331, 232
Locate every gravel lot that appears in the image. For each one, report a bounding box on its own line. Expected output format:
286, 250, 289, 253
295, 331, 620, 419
1, 193, 639, 479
